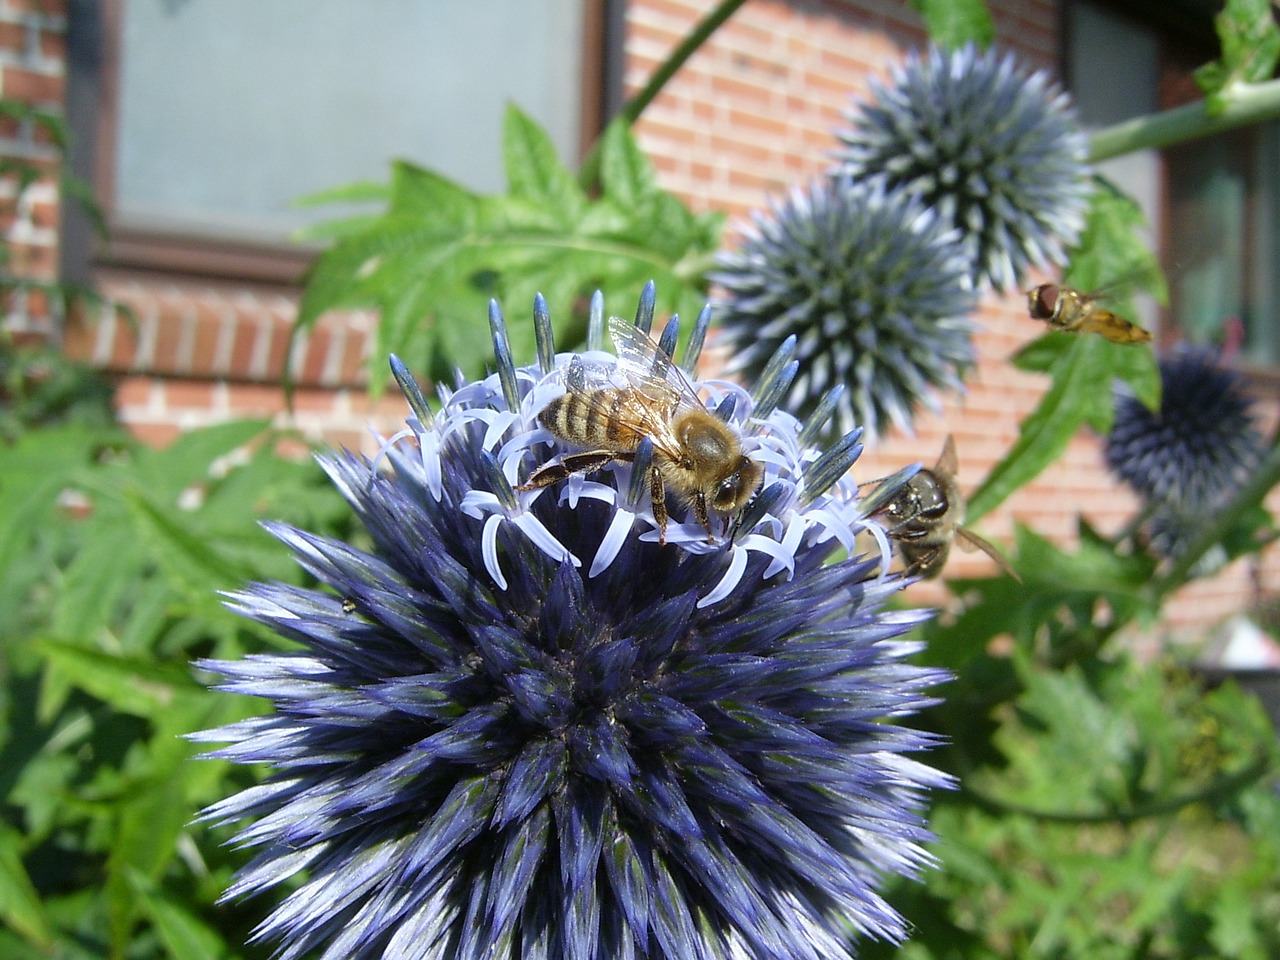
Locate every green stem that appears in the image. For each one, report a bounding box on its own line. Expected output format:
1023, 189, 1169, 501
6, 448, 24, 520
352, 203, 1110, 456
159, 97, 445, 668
620, 0, 750, 125
1149, 424, 1280, 599
578, 0, 750, 190
958, 750, 1275, 825
1088, 77, 1280, 162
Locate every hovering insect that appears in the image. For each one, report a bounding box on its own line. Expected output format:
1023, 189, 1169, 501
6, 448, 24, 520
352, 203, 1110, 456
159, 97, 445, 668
516, 317, 763, 544
875, 436, 1019, 581
1026, 282, 1153, 345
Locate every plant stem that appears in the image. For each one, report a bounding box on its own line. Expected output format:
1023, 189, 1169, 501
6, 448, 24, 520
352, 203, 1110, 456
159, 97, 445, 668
958, 749, 1275, 824
620, 0, 751, 125
1088, 77, 1280, 162
578, 0, 751, 190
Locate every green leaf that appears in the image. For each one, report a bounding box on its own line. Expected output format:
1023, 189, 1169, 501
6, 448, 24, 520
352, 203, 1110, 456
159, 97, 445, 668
503, 103, 586, 224
1063, 179, 1167, 301
0, 825, 52, 950
293, 114, 720, 393
133, 879, 231, 960
292, 178, 391, 208
37, 641, 205, 720
910, 0, 995, 48
969, 336, 1126, 522
1195, 0, 1280, 113
1208, 880, 1262, 957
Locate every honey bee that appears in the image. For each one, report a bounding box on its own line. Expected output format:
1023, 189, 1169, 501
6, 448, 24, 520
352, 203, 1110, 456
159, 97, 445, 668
516, 317, 763, 544
877, 436, 1019, 581
1026, 282, 1153, 345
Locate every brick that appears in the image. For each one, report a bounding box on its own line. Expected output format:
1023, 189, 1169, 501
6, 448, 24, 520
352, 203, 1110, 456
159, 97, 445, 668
0, 65, 63, 104
0, 21, 24, 53
161, 377, 219, 412
37, 26, 61, 61
111, 375, 157, 409
225, 382, 289, 417
124, 420, 181, 448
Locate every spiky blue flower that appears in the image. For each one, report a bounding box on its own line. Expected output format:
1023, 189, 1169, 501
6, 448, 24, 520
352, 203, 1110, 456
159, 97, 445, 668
1106, 345, 1263, 558
835, 44, 1090, 292
712, 175, 977, 439
192, 290, 950, 960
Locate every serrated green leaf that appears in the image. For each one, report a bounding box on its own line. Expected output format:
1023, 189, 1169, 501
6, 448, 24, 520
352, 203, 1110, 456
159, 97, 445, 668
292, 114, 717, 393
292, 178, 391, 209
598, 116, 658, 213
910, 0, 995, 48
1064, 180, 1166, 301
50, 525, 146, 640
0, 825, 52, 950
938, 525, 1155, 666
126, 486, 253, 588
967, 336, 1115, 522
503, 103, 586, 223
1195, 0, 1280, 112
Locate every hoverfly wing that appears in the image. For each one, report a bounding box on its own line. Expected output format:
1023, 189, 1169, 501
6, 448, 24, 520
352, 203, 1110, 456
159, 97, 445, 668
1075, 309, 1154, 344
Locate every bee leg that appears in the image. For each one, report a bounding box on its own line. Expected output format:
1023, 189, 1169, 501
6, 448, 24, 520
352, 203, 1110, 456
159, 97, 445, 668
649, 466, 668, 545
515, 452, 618, 491
691, 492, 714, 543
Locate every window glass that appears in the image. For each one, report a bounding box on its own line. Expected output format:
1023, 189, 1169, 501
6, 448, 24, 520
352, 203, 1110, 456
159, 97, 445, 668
115, 0, 584, 240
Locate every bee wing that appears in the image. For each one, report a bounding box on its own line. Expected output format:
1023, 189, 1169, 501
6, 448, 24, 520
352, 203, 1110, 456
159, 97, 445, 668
558, 348, 686, 461
607, 316, 704, 411
935, 434, 959, 475
955, 527, 1022, 582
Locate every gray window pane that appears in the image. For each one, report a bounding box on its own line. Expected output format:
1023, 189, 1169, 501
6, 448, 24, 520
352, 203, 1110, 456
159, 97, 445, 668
116, 0, 583, 239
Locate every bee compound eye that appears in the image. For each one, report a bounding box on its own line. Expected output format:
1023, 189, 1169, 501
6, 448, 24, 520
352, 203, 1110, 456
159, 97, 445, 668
712, 476, 741, 510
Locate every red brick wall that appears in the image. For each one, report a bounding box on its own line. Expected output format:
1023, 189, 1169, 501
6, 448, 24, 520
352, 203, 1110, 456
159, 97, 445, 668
626, 0, 1280, 631
0, 0, 65, 337
3, 0, 1275, 637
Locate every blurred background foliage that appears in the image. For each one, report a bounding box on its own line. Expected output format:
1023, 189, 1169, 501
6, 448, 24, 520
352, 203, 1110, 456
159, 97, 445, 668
4, 0, 1280, 957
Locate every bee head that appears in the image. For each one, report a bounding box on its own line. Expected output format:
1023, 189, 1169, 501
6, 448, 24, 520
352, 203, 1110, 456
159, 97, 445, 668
711, 455, 764, 513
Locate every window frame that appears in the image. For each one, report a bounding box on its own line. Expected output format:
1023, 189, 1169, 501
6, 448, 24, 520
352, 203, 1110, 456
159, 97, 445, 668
62, 0, 618, 288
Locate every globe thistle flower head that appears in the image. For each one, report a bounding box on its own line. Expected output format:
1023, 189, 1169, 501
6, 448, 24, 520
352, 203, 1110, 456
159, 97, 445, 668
193, 290, 950, 960
835, 43, 1091, 291
1106, 344, 1262, 513
712, 175, 977, 440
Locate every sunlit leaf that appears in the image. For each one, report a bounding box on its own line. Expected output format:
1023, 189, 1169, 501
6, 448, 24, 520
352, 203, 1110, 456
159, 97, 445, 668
910, 0, 995, 48
0, 826, 52, 950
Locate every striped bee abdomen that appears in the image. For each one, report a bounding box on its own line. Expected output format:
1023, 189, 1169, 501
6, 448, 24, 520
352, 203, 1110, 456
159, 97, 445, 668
541, 389, 645, 449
